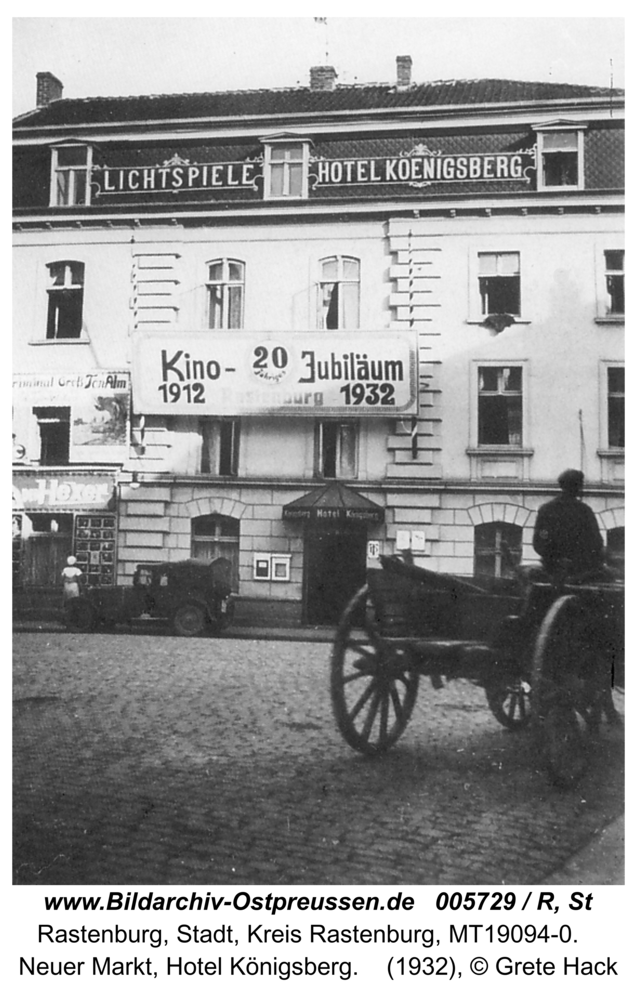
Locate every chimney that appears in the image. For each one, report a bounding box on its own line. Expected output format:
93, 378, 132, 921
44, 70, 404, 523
36, 72, 64, 108
310, 66, 337, 91
396, 55, 413, 89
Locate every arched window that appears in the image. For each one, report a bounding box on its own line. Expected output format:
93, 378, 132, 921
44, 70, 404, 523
206, 259, 245, 329
46, 261, 85, 339
606, 526, 624, 575
474, 522, 522, 579
318, 256, 360, 329
191, 514, 240, 590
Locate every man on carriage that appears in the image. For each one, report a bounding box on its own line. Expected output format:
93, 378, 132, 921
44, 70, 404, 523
533, 469, 605, 580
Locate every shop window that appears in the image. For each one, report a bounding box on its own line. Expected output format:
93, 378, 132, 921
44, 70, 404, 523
263, 140, 310, 199
191, 514, 240, 590
477, 366, 523, 447
607, 367, 624, 448
34, 406, 71, 465
316, 421, 358, 478
474, 522, 522, 579
206, 259, 244, 329
535, 128, 583, 190
478, 252, 520, 317
604, 251, 624, 316
46, 261, 85, 340
51, 144, 92, 206
200, 419, 240, 475
318, 256, 360, 329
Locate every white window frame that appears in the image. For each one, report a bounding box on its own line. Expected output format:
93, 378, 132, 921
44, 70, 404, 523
468, 248, 527, 323
594, 246, 625, 322
474, 521, 523, 579
205, 258, 245, 329
477, 251, 521, 319
50, 144, 93, 207
199, 418, 240, 476
533, 123, 585, 192
599, 361, 625, 452
45, 260, 86, 341
469, 362, 529, 450
315, 420, 359, 479
317, 255, 361, 330
262, 136, 311, 200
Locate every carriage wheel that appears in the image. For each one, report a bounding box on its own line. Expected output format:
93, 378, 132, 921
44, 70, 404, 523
331, 585, 419, 755
485, 677, 532, 730
531, 594, 599, 787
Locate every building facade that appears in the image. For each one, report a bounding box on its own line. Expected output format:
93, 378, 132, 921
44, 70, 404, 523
13, 61, 624, 623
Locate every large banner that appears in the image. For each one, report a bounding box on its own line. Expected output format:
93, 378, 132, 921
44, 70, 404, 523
132, 332, 418, 416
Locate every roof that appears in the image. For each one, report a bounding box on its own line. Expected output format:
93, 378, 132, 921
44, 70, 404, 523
282, 483, 384, 523
14, 78, 621, 129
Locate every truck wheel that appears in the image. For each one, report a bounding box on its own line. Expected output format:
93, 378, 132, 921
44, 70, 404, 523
173, 603, 206, 638
65, 598, 95, 633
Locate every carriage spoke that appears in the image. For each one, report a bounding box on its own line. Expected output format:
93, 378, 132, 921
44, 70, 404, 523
347, 678, 377, 722
379, 690, 390, 743
359, 688, 382, 742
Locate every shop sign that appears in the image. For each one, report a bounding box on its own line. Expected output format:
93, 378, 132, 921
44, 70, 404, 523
132, 332, 418, 416
12, 475, 115, 510
93, 157, 261, 196
12, 371, 129, 464
312, 146, 536, 188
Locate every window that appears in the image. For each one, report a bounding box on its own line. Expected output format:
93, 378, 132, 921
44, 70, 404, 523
200, 419, 240, 475
51, 145, 92, 206
34, 407, 71, 465
478, 366, 523, 446
535, 128, 584, 190
206, 259, 244, 329
316, 421, 358, 478
318, 256, 360, 329
191, 514, 240, 590
604, 251, 624, 316
263, 141, 310, 199
478, 252, 520, 317
46, 261, 85, 340
607, 367, 624, 448
606, 526, 624, 573
474, 522, 522, 579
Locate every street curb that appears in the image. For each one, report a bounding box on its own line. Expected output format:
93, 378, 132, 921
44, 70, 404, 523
12, 620, 337, 643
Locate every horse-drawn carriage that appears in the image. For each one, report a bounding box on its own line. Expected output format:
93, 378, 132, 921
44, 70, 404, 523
330, 555, 623, 786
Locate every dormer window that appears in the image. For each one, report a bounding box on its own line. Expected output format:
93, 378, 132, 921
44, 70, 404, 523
534, 124, 585, 190
262, 136, 311, 200
50, 144, 93, 206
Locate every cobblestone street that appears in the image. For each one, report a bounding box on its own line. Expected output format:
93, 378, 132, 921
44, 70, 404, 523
13, 632, 624, 886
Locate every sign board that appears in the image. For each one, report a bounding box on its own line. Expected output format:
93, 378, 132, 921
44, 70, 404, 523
13, 475, 116, 511
132, 332, 418, 416
12, 372, 130, 464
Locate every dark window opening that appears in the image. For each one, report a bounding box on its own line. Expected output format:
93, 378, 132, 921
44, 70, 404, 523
317, 422, 357, 478
605, 250, 625, 315
477, 367, 523, 446
46, 261, 84, 340
478, 252, 520, 316
608, 367, 625, 448
200, 419, 240, 475
34, 406, 71, 465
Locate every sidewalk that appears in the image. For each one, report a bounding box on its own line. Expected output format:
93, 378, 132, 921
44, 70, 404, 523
541, 815, 624, 885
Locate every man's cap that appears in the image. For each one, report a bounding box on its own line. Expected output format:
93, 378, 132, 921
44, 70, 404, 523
558, 469, 584, 491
